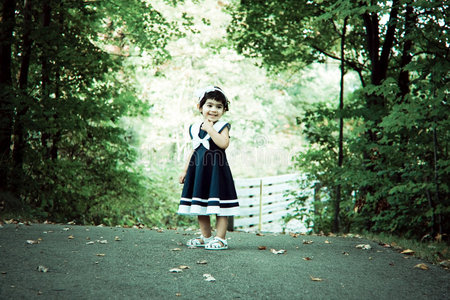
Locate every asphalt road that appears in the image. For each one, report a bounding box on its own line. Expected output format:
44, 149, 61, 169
0, 223, 449, 299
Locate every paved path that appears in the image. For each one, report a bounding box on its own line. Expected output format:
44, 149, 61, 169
0, 223, 449, 299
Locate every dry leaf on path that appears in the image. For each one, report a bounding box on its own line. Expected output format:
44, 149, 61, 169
203, 274, 216, 282
439, 260, 450, 268
86, 241, 95, 245
68, 235, 74, 239
169, 268, 183, 273
355, 244, 371, 250
303, 240, 314, 244
114, 236, 121, 241
258, 246, 267, 250
270, 249, 287, 255
63, 227, 70, 231
303, 257, 312, 261
197, 260, 208, 265
310, 276, 323, 281
98, 240, 108, 244
342, 251, 349, 255
171, 248, 182, 251
37, 265, 49, 273
401, 249, 415, 255
324, 240, 332, 244
26, 240, 40, 245
179, 265, 190, 269
290, 233, 299, 238
96, 253, 105, 257
414, 263, 429, 270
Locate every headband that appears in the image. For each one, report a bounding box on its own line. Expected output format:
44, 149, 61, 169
195, 86, 227, 103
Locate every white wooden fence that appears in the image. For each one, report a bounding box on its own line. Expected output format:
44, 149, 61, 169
233, 173, 303, 232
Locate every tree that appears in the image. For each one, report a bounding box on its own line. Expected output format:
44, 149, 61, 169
227, 0, 449, 237
0, 0, 178, 224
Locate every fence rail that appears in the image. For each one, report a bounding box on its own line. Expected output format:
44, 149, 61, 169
233, 173, 301, 232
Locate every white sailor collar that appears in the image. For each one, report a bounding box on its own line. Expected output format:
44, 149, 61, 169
190, 121, 228, 150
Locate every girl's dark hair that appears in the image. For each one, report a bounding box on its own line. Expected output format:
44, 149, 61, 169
199, 86, 229, 111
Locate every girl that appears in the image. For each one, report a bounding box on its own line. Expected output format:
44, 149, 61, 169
178, 86, 239, 250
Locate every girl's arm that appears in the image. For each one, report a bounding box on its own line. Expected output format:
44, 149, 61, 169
202, 120, 230, 149
179, 149, 194, 184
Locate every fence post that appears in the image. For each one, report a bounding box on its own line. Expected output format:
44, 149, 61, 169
258, 178, 263, 232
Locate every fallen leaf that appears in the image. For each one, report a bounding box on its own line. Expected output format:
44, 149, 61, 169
86, 241, 95, 245
169, 268, 182, 273
96, 253, 105, 257
401, 249, 415, 255
114, 236, 121, 241
310, 276, 323, 281
342, 251, 349, 256
324, 240, 331, 244
98, 240, 108, 244
290, 233, 299, 238
355, 244, 371, 250
68, 235, 74, 239
176, 293, 182, 297
203, 273, 216, 282
270, 249, 287, 255
171, 248, 182, 251
302, 257, 312, 261
26, 240, 40, 245
380, 243, 391, 248
258, 246, 267, 250
179, 265, 190, 269
1, 271, 7, 274
63, 227, 70, 231
303, 240, 314, 244
67, 221, 76, 225
256, 233, 265, 236
414, 263, 429, 270
435, 233, 442, 242
197, 260, 208, 265
439, 260, 450, 268
37, 265, 49, 273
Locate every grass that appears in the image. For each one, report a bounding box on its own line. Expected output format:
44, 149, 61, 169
361, 232, 450, 266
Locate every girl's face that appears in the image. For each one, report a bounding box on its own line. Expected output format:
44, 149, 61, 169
200, 99, 225, 123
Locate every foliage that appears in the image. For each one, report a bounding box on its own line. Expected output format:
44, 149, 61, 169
227, 0, 450, 238
0, 0, 188, 227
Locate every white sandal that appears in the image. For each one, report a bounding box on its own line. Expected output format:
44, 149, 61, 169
186, 235, 213, 248
205, 237, 228, 250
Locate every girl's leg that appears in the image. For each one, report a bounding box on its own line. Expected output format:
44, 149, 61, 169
216, 216, 228, 239
198, 215, 212, 239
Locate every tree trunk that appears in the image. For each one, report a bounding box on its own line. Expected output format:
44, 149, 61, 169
432, 124, 442, 235
0, 0, 16, 195
12, 0, 33, 191
41, 1, 51, 159
359, 1, 399, 220
333, 17, 348, 233
398, 4, 414, 101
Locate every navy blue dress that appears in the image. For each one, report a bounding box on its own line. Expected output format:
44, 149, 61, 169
178, 121, 239, 216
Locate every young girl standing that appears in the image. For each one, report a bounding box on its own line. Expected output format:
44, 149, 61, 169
178, 86, 239, 250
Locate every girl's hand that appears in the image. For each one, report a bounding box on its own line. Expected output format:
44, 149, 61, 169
201, 120, 214, 133
179, 172, 187, 184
